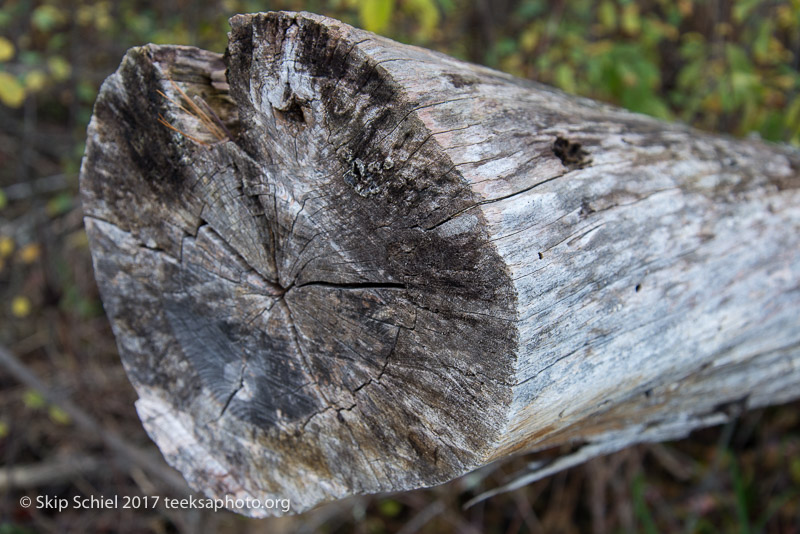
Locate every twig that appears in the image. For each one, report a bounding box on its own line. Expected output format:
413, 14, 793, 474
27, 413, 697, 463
2, 174, 71, 200
396, 500, 445, 534
0, 344, 189, 494
158, 114, 210, 146
0, 454, 103, 491
156, 78, 232, 144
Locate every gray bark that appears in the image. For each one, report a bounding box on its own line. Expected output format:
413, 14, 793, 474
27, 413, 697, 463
79, 11, 800, 516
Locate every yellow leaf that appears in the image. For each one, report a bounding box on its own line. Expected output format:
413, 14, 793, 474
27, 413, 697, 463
12, 295, 32, 318
76, 5, 94, 26
47, 56, 71, 81
621, 3, 641, 35
787, 94, 800, 127
0, 188, 6, 210
0, 420, 7, 438
0, 37, 14, 62
622, 70, 638, 87
520, 24, 540, 53
49, 406, 72, 425
587, 40, 613, 56
715, 22, 732, 37
405, 0, 439, 38
791, 457, 800, 483
776, 5, 794, 29
67, 229, 90, 249
19, 242, 41, 264
359, 0, 395, 34
702, 93, 722, 114
554, 64, 576, 93
0, 71, 25, 108
0, 236, 13, 258
24, 69, 47, 92
598, 1, 617, 31
95, 9, 112, 33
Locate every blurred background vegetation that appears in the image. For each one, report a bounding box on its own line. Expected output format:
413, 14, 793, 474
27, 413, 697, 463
1, 1, 799, 533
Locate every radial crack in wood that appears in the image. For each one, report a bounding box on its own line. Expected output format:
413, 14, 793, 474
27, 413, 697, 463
80, 11, 800, 516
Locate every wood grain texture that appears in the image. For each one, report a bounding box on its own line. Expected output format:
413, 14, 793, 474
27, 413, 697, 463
80, 11, 800, 516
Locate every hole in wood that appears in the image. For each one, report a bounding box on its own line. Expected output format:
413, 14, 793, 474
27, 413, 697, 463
273, 98, 308, 130
553, 136, 590, 169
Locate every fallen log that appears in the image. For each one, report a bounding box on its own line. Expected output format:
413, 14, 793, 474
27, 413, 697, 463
79, 11, 800, 516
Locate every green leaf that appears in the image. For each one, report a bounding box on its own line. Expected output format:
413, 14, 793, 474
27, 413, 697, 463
46, 192, 73, 217
727, 452, 753, 534
76, 80, 96, 103
733, 0, 763, 24
759, 111, 785, 141
23, 390, 46, 410
0, 189, 6, 210
436, 0, 457, 14
359, 0, 395, 34
516, 0, 546, 19
378, 499, 402, 517
632, 474, 658, 534
47, 56, 71, 81
405, 0, 440, 39
19, 50, 42, 66
787, 94, 800, 129
48, 406, 72, 425
554, 64, 577, 93
726, 43, 753, 73
598, 1, 617, 31
753, 20, 773, 63
31, 5, 66, 32
0, 522, 37, 534
0, 71, 25, 108
621, 3, 641, 35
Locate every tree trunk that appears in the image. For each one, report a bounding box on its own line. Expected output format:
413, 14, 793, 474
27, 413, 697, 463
79, 11, 800, 516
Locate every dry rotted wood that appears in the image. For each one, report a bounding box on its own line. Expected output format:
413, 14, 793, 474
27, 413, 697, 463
79, 11, 800, 516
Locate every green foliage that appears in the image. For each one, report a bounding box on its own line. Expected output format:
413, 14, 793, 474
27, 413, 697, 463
48, 405, 71, 425
727, 451, 753, 534
45, 192, 73, 217
0, 523, 37, 534
489, 0, 800, 144
359, 0, 395, 33
377, 498, 403, 517
632, 473, 659, 534
22, 389, 46, 410
0, 0, 798, 196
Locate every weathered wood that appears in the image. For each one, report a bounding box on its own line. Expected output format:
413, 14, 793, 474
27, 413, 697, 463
79, 11, 800, 516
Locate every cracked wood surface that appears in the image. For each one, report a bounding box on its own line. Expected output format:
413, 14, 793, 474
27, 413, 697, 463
80, 11, 800, 516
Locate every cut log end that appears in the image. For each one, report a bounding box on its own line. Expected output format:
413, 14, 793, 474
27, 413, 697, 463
81, 12, 517, 514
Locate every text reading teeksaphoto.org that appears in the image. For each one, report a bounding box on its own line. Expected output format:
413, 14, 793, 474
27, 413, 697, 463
21, 494, 292, 514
